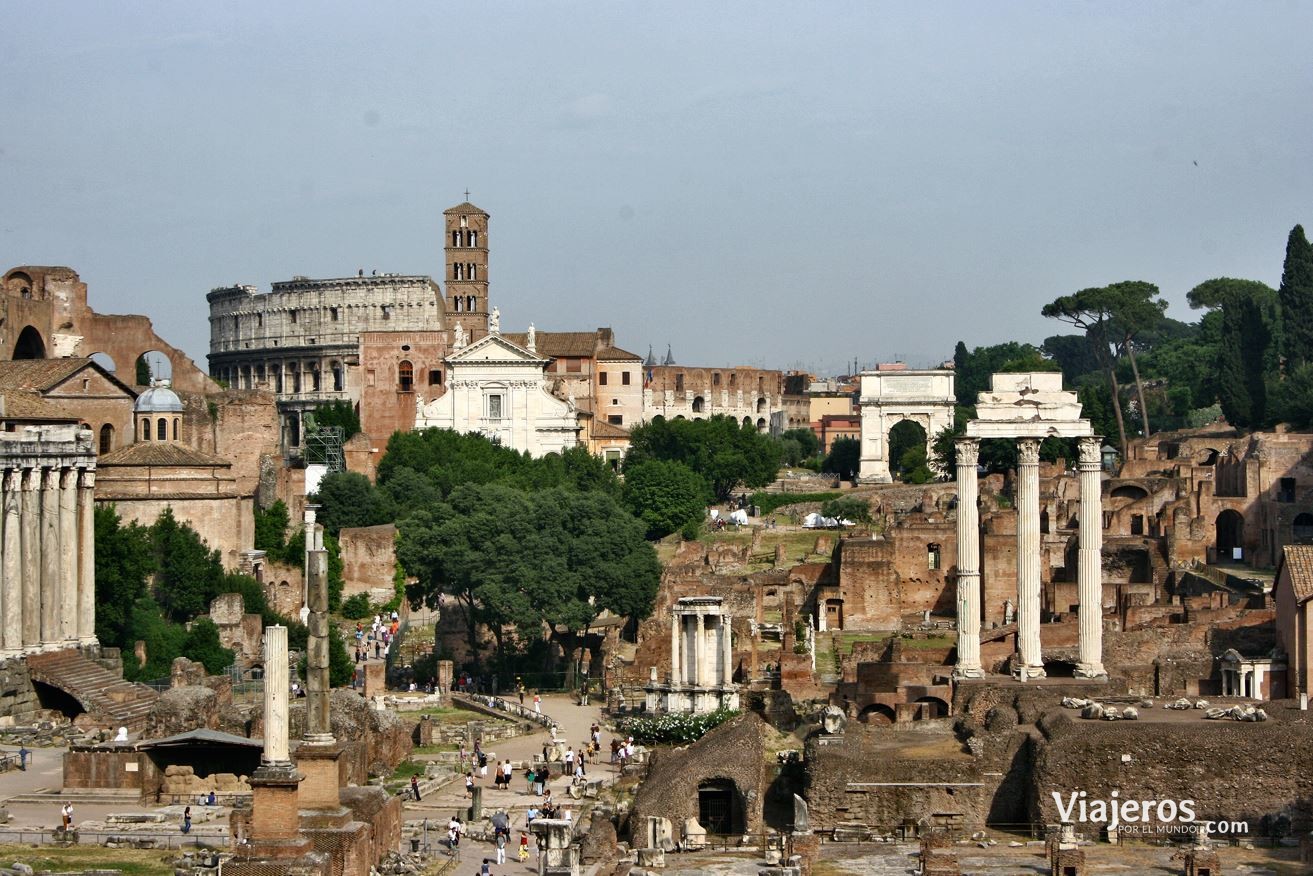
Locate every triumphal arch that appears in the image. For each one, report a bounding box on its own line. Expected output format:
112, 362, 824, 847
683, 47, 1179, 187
857, 367, 956, 483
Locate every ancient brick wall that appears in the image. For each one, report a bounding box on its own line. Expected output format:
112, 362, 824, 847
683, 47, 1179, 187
338, 524, 398, 599
358, 330, 447, 443
62, 748, 143, 790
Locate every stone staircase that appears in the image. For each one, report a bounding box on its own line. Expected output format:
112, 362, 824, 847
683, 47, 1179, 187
25, 649, 159, 733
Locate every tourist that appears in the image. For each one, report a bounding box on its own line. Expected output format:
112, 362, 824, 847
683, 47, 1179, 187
563, 747, 574, 772
543, 788, 552, 807
480, 858, 491, 876
517, 678, 525, 704
533, 692, 541, 714
495, 825, 508, 864
526, 803, 539, 823
411, 774, 422, 801
610, 738, 620, 763
446, 814, 462, 849
207, 790, 216, 806
182, 805, 191, 834
60, 802, 73, 831
518, 832, 530, 862
502, 759, 513, 788
465, 772, 475, 798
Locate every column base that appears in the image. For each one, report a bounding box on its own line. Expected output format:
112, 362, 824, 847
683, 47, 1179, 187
952, 666, 985, 681
1013, 664, 1046, 681
1074, 665, 1108, 680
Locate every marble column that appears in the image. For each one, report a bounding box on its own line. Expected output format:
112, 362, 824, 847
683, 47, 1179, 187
694, 613, 706, 687
58, 469, 77, 645
669, 613, 681, 687
77, 470, 96, 646
304, 549, 333, 745
954, 439, 983, 678
1076, 437, 1107, 678
262, 625, 292, 764
721, 615, 733, 686
2, 471, 20, 655
40, 467, 61, 648
20, 468, 40, 650
1015, 438, 1045, 679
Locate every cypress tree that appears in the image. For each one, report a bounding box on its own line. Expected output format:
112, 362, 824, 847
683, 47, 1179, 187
1279, 225, 1313, 370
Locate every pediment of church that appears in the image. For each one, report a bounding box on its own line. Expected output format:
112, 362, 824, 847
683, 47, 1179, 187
447, 333, 548, 365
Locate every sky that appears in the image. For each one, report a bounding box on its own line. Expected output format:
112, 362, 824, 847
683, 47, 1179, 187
2, 2, 1311, 376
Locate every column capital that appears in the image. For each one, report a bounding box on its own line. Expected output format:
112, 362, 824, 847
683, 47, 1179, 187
60, 468, 77, 490
1078, 435, 1102, 469
3, 469, 18, 491
1017, 437, 1041, 465
78, 469, 96, 490
41, 467, 60, 490
955, 437, 979, 466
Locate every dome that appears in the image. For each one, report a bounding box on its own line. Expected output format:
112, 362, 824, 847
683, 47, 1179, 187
135, 381, 184, 414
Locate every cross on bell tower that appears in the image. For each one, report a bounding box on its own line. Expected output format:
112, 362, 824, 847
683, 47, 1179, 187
444, 199, 490, 343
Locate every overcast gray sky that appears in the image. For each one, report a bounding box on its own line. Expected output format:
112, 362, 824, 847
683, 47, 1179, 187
2, 2, 1310, 375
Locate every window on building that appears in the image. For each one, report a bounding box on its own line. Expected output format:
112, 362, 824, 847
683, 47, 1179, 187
927, 544, 941, 570
332, 364, 343, 392
157, 418, 167, 441
730, 373, 737, 387
329, 308, 338, 321
622, 371, 631, 385
1279, 478, 1297, 503
676, 374, 685, 391
381, 306, 390, 320
257, 313, 263, 327
141, 419, 150, 441
453, 263, 463, 280
599, 372, 608, 386
1131, 514, 1145, 535
469, 264, 478, 280
172, 418, 179, 441
429, 370, 442, 386
466, 296, 475, 312
312, 369, 321, 392
398, 360, 414, 392
488, 394, 503, 419
452, 230, 460, 247
460, 215, 468, 228
470, 230, 478, 247
289, 310, 297, 324
567, 358, 583, 373
99, 424, 113, 454
611, 398, 619, 406
608, 415, 623, 425
692, 396, 705, 413
367, 370, 376, 387
453, 297, 462, 312
308, 338, 316, 345
713, 372, 721, 386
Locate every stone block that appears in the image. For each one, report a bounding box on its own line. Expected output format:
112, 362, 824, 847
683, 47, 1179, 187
636, 847, 665, 868
682, 817, 707, 850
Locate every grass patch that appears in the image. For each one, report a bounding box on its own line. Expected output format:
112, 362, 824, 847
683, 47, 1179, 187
413, 743, 459, 755
0, 844, 177, 876
900, 635, 955, 650
389, 760, 427, 781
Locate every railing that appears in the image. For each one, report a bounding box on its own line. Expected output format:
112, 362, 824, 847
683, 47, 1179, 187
457, 693, 559, 733
0, 827, 223, 849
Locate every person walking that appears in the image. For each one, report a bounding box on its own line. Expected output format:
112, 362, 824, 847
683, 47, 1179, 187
60, 802, 73, 831
182, 805, 192, 834
410, 774, 421, 801
495, 827, 508, 865
465, 772, 475, 798
533, 692, 541, 714
518, 832, 530, 862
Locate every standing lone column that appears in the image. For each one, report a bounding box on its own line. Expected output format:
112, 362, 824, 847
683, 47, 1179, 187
1076, 437, 1107, 678
40, 467, 61, 649
1015, 438, 1045, 679
694, 613, 706, 687
954, 439, 984, 679
58, 469, 78, 645
20, 468, 40, 650
261, 625, 292, 765
669, 612, 681, 687
77, 470, 96, 646
2, 470, 21, 655
304, 549, 333, 744
721, 615, 733, 686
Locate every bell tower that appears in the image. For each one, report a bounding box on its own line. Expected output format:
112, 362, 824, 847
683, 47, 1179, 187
444, 199, 490, 343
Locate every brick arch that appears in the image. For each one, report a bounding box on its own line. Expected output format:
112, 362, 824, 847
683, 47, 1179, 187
12, 325, 46, 359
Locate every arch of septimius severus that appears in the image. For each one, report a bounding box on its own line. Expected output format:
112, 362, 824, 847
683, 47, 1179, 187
0, 424, 97, 654
952, 372, 1105, 681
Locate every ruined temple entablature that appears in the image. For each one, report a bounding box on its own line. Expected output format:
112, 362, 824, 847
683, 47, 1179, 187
967, 372, 1092, 440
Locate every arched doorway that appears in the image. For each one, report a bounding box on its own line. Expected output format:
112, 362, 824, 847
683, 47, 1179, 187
858, 704, 895, 725
12, 326, 46, 359
1293, 513, 1313, 544
98, 424, 115, 454
1216, 510, 1244, 561
887, 419, 928, 482
697, 779, 744, 835
914, 696, 950, 719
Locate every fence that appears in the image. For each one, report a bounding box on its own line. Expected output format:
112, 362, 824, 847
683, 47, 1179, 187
0, 827, 222, 849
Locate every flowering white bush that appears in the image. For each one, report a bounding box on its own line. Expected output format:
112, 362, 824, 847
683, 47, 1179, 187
618, 708, 738, 744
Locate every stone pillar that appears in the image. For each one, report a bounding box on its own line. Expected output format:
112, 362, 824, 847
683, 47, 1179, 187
262, 625, 292, 765
694, 613, 706, 687
1014, 438, 1045, 679
669, 612, 681, 687
20, 468, 40, 650
40, 467, 62, 648
954, 439, 983, 679
58, 469, 78, 645
1075, 437, 1106, 679
721, 615, 733, 686
304, 550, 332, 744
2, 470, 20, 655
77, 470, 96, 646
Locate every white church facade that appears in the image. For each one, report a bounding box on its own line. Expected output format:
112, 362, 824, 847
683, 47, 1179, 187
414, 329, 580, 457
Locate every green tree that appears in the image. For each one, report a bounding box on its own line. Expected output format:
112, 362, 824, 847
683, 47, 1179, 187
313, 471, 396, 537
820, 495, 870, 524
1188, 278, 1281, 429
625, 416, 781, 501
622, 460, 709, 539
781, 427, 820, 459
951, 341, 1056, 407
1275, 363, 1313, 429
94, 506, 157, 648
887, 420, 930, 482
135, 356, 152, 386
181, 618, 235, 675
1279, 224, 1313, 371
253, 500, 291, 558
307, 400, 361, 440
822, 437, 860, 478
150, 508, 224, 623
1042, 287, 1130, 455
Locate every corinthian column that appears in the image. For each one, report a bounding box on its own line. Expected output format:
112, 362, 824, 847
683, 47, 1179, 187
77, 470, 96, 646
40, 467, 61, 649
954, 439, 983, 679
721, 615, 733, 686
694, 613, 706, 687
2, 470, 20, 655
20, 468, 40, 650
261, 625, 291, 765
1015, 438, 1045, 679
1076, 437, 1107, 678
59, 469, 78, 645
669, 612, 681, 686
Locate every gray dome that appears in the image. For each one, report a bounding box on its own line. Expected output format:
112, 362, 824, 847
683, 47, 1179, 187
135, 382, 184, 414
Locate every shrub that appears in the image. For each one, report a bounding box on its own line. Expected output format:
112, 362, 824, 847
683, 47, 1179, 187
341, 592, 372, 619
616, 708, 738, 745
680, 519, 701, 541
